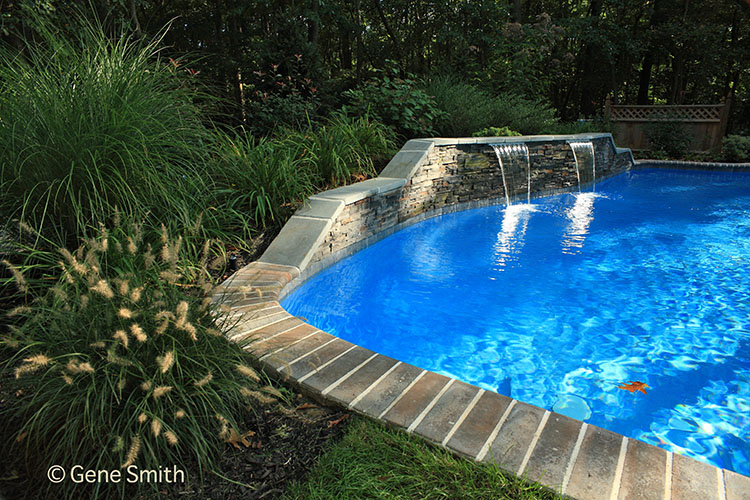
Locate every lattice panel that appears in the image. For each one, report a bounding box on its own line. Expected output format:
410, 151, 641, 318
611, 105, 722, 122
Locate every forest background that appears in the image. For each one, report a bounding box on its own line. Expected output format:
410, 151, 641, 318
2, 0, 748, 138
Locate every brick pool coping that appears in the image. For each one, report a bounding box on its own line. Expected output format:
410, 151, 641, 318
216, 138, 750, 500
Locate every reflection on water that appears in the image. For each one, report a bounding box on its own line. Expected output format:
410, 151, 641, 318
562, 192, 598, 253
493, 203, 537, 269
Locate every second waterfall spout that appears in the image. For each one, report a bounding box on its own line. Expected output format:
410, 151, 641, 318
491, 143, 531, 204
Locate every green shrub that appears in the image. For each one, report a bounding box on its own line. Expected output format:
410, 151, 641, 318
545, 119, 614, 135
424, 76, 495, 137
1, 221, 278, 499
720, 135, 750, 162
644, 116, 693, 158
247, 93, 319, 136
471, 126, 522, 137
342, 63, 444, 139
488, 92, 559, 135
0, 16, 224, 247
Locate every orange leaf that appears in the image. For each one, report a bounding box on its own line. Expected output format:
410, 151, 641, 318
327, 414, 349, 428
295, 403, 317, 411
225, 428, 256, 449
617, 381, 650, 395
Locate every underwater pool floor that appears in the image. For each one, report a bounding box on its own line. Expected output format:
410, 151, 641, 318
216, 169, 750, 500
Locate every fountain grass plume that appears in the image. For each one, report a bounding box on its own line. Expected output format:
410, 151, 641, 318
0, 219, 282, 499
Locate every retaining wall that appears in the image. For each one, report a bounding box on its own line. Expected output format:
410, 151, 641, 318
259, 133, 634, 286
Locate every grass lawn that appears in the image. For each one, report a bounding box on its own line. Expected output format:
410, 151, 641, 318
283, 416, 564, 500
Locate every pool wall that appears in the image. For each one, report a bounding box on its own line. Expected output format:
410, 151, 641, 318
259, 133, 634, 294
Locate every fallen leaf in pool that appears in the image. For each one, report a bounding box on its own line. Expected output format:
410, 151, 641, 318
618, 381, 650, 394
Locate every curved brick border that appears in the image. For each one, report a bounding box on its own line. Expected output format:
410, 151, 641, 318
215, 136, 750, 500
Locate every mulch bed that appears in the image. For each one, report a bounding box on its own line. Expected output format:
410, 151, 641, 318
0, 382, 351, 500
144, 394, 351, 500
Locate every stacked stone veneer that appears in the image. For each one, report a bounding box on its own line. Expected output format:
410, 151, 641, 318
258, 134, 633, 283
309, 135, 632, 266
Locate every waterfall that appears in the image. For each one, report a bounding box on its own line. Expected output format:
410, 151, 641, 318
491, 143, 531, 205
568, 141, 596, 191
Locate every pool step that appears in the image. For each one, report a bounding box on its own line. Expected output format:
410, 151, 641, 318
215, 261, 750, 500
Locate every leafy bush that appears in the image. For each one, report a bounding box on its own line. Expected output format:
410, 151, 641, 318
343, 63, 444, 139
644, 117, 693, 158
471, 126, 522, 137
424, 76, 495, 137
720, 135, 750, 162
246, 56, 321, 135
488, 92, 559, 135
1, 221, 278, 499
421, 75, 558, 137
545, 119, 614, 135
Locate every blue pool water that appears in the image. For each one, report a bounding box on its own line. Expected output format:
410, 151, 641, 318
283, 168, 750, 475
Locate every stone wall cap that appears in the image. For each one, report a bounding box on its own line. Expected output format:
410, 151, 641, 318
380, 150, 430, 179
296, 197, 346, 220
258, 215, 332, 270
314, 177, 407, 204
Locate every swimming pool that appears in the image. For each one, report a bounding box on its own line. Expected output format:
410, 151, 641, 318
282, 168, 750, 475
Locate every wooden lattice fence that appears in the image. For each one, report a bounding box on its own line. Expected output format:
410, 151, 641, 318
604, 96, 732, 152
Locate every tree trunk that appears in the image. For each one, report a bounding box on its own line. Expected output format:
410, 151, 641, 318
637, 0, 669, 104
578, 0, 605, 116
513, 0, 522, 23
373, 0, 403, 65
129, 0, 142, 38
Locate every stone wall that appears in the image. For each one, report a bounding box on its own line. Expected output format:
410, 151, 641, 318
310, 135, 631, 265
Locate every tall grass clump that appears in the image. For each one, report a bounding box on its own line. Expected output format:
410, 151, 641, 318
0, 16, 222, 247
215, 135, 316, 225
282, 113, 397, 186
1, 220, 279, 499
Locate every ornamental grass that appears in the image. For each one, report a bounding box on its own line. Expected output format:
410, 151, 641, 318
1, 220, 279, 499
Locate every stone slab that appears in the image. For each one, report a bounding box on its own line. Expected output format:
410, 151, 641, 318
672, 453, 720, 500
413, 380, 480, 445
313, 177, 406, 204
379, 150, 430, 179
295, 197, 345, 220
352, 363, 424, 418
232, 312, 304, 343
263, 331, 333, 370
483, 401, 545, 474
565, 425, 622, 500
523, 412, 582, 489
300, 346, 376, 393
227, 310, 290, 338
446, 390, 512, 459
401, 139, 436, 152
224, 295, 279, 310
617, 438, 667, 500
245, 322, 318, 355
326, 354, 399, 407
725, 469, 750, 500
381, 371, 450, 429
258, 215, 332, 270
280, 338, 354, 380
